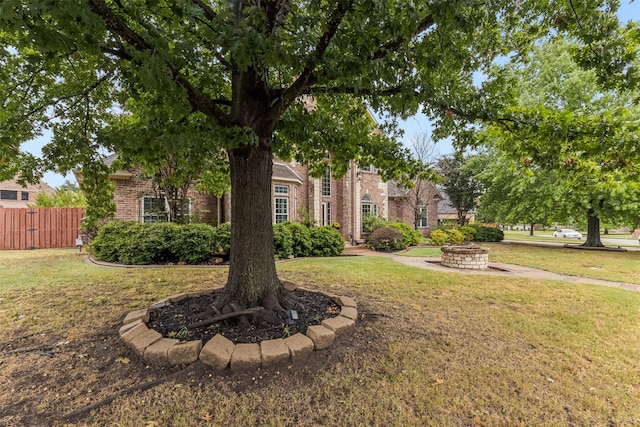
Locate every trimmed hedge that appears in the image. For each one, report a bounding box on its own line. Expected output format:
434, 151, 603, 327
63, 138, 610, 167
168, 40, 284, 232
89, 220, 344, 265
429, 224, 503, 246
472, 225, 504, 242
308, 226, 345, 256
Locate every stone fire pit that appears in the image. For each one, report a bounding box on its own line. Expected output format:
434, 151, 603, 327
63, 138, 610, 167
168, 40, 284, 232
440, 245, 489, 270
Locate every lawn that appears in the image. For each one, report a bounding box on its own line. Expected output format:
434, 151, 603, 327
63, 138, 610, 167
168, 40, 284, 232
403, 242, 640, 284
502, 230, 636, 245
1, 248, 639, 426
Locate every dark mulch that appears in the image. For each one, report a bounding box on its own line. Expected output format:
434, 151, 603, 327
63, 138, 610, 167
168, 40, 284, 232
147, 289, 341, 344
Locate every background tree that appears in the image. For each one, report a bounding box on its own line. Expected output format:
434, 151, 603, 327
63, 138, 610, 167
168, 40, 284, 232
0, 1, 634, 317
405, 133, 439, 230
30, 188, 88, 208
437, 152, 484, 226
474, 151, 562, 234
480, 38, 640, 246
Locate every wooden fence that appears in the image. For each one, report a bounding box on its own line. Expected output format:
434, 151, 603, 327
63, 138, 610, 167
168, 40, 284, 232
0, 208, 85, 250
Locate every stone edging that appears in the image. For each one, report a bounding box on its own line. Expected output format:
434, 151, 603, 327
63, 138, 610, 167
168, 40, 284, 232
118, 284, 357, 371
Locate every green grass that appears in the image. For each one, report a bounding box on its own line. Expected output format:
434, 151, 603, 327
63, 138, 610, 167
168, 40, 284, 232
402, 241, 640, 284
397, 247, 442, 257
503, 230, 636, 245
1, 249, 639, 426
485, 242, 640, 283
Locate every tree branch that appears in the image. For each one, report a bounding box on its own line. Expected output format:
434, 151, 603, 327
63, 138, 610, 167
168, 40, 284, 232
190, 0, 217, 21
276, 0, 353, 113
371, 14, 436, 60
87, 0, 231, 125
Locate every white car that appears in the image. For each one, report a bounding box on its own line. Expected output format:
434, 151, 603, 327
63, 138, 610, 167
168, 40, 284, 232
553, 229, 583, 239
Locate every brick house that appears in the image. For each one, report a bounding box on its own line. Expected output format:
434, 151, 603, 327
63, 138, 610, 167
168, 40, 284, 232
91, 154, 441, 242
0, 178, 56, 208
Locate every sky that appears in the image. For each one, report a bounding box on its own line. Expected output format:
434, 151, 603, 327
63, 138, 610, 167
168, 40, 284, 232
21, 2, 640, 188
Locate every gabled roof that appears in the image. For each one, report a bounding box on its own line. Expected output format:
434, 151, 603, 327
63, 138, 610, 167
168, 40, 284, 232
273, 162, 303, 184
0, 178, 55, 194
387, 181, 409, 198
436, 186, 476, 214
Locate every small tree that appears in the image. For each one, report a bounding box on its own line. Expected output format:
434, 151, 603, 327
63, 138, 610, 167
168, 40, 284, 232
437, 153, 483, 226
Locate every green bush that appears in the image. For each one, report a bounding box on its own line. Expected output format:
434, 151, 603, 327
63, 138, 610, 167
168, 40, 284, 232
119, 222, 179, 265
459, 225, 477, 242
171, 223, 217, 264
90, 221, 142, 263
429, 229, 448, 246
273, 223, 294, 259
281, 221, 313, 257
472, 225, 504, 242
309, 226, 345, 256
90, 220, 345, 265
214, 222, 232, 256
388, 222, 422, 246
446, 228, 465, 244
366, 226, 406, 251
362, 215, 387, 233
429, 228, 465, 246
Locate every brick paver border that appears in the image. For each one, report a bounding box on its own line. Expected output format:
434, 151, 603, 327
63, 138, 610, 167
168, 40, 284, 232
120, 284, 357, 371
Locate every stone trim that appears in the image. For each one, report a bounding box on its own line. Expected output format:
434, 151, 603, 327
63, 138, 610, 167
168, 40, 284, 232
119, 284, 357, 371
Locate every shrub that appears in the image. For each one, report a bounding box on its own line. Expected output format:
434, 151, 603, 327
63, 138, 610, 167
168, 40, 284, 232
170, 223, 218, 264
90, 221, 141, 263
367, 226, 406, 251
429, 228, 465, 246
119, 222, 179, 265
446, 228, 465, 244
472, 225, 504, 242
273, 223, 294, 259
362, 215, 387, 233
388, 222, 422, 246
429, 229, 448, 246
281, 222, 312, 257
459, 225, 477, 242
214, 222, 232, 256
308, 226, 345, 256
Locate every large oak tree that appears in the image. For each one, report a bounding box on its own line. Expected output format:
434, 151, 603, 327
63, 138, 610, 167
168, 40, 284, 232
0, 1, 634, 315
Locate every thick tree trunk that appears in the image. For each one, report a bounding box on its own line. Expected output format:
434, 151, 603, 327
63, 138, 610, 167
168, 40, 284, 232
218, 143, 286, 312
529, 223, 534, 236
583, 208, 604, 247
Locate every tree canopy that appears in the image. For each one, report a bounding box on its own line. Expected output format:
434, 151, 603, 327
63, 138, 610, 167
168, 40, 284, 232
479, 37, 640, 246
1, 1, 637, 311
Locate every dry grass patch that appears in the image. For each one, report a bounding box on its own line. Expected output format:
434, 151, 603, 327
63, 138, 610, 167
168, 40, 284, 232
1, 250, 639, 426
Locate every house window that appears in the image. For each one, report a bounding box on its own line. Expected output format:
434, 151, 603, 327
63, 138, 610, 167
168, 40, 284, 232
21, 191, 29, 201
361, 194, 378, 232
322, 167, 331, 196
274, 185, 289, 195
0, 190, 18, 200
417, 207, 428, 228
142, 196, 168, 223
322, 202, 331, 226
275, 197, 289, 223
359, 164, 378, 173
173, 199, 192, 223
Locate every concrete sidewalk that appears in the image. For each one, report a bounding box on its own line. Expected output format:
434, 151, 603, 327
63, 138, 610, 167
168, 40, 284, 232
343, 246, 640, 293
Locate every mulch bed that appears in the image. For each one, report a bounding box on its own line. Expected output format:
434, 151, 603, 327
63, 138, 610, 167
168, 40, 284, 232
147, 289, 341, 344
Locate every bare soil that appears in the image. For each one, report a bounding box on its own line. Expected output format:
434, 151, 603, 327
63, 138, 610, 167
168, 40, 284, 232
146, 289, 342, 343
